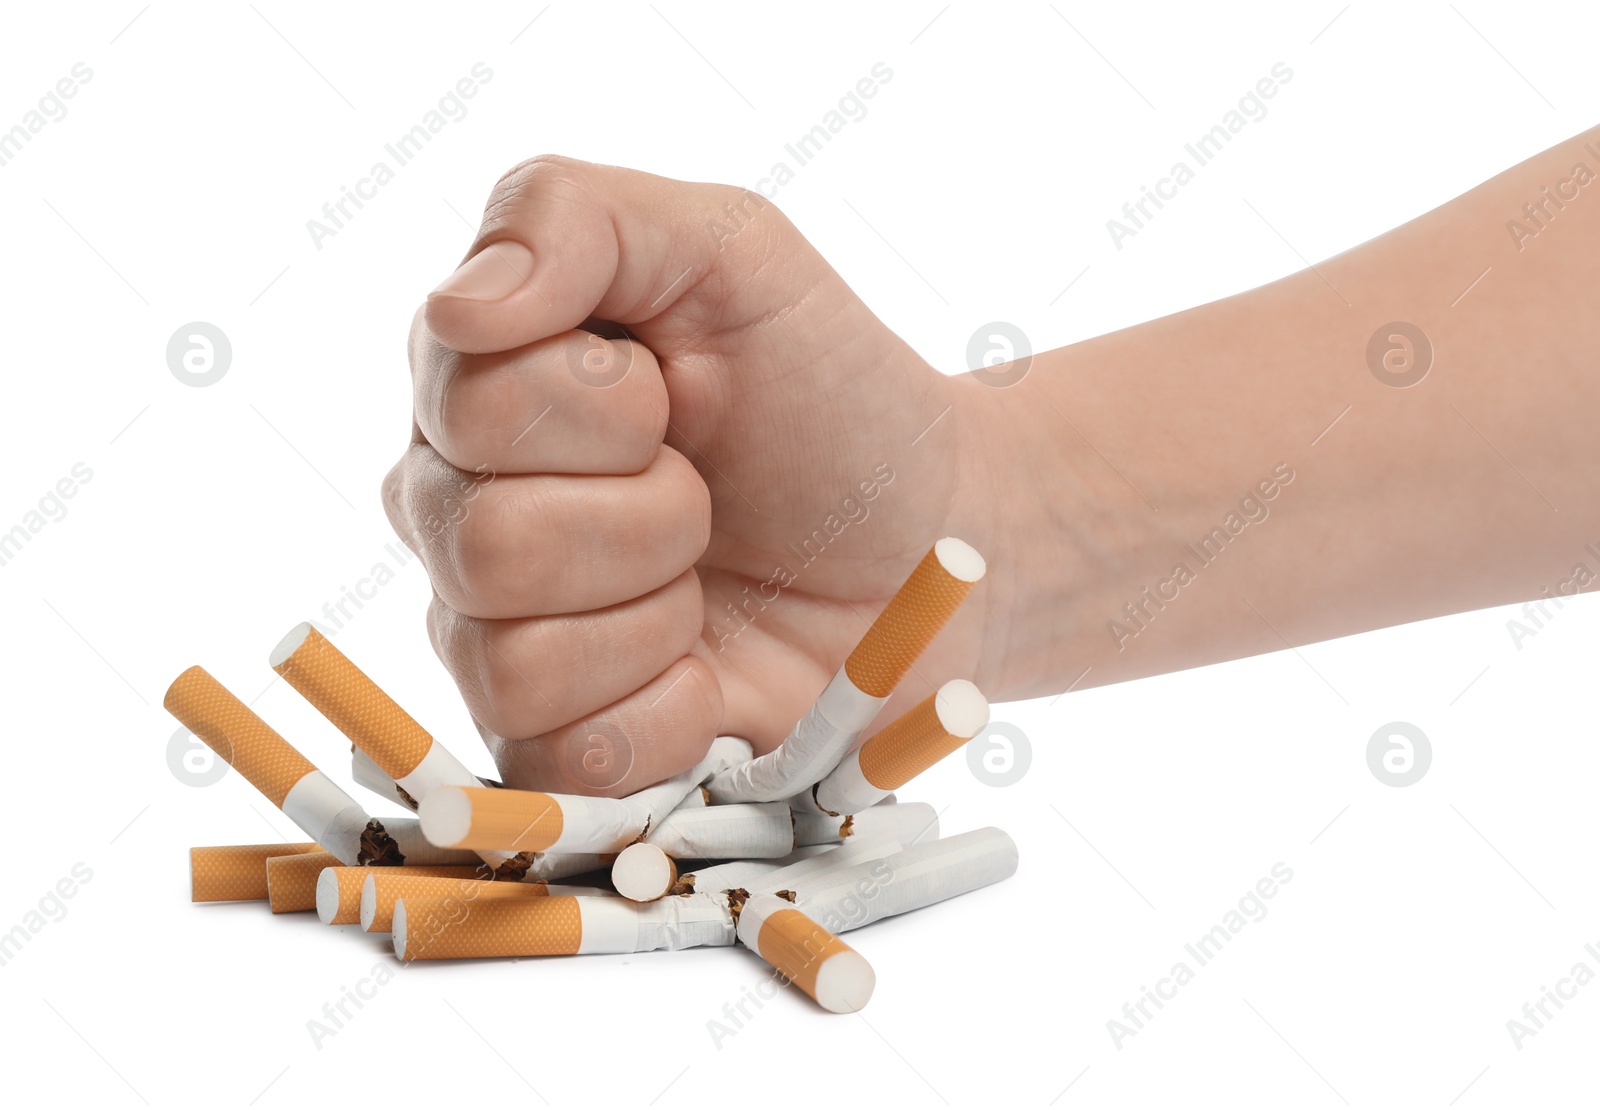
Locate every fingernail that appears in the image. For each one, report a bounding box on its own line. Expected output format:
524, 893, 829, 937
430, 241, 536, 302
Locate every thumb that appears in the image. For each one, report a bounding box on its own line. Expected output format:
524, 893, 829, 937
425, 155, 795, 354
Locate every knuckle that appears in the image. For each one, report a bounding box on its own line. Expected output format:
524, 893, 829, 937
483, 154, 592, 229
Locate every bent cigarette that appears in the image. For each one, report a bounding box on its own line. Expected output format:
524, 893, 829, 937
164, 666, 401, 866
316, 865, 497, 926
707, 538, 984, 803
190, 842, 320, 903
612, 843, 678, 902
271, 624, 518, 873
793, 801, 941, 848
359, 871, 549, 932
266, 851, 341, 913
736, 894, 874, 1013
420, 737, 751, 854
645, 802, 794, 859
351, 746, 421, 811
811, 680, 989, 815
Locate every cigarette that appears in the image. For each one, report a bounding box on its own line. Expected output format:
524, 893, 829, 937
747, 832, 911, 897
793, 801, 941, 848
392, 827, 1017, 962
611, 843, 677, 902
798, 827, 1019, 932
419, 737, 751, 854
392, 892, 737, 961
735, 894, 874, 1014
316, 864, 498, 925
190, 842, 320, 903
645, 801, 795, 859
811, 680, 989, 815
359, 871, 548, 932
265, 851, 341, 913
668, 846, 834, 897
270, 624, 519, 873
164, 666, 401, 866
707, 537, 984, 803
351, 746, 419, 810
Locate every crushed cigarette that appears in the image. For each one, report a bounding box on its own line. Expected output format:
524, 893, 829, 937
707, 538, 984, 804
169, 534, 1019, 1013
811, 679, 989, 815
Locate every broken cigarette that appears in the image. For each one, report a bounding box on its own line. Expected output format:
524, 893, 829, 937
613, 800, 798, 901
419, 737, 751, 854
811, 680, 989, 815
163, 666, 401, 866
190, 842, 320, 903
392, 891, 737, 961
707, 538, 984, 803
735, 894, 874, 1013
612, 843, 678, 902
793, 801, 941, 848
270, 624, 518, 873
393, 826, 1016, 965
798, 827, 1019, 932
668, 846, 834, 897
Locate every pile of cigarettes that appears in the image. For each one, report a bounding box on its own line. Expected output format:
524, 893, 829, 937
168, 537, 1017, 1014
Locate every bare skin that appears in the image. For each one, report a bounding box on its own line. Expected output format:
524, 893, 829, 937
384, 124, 1600, 795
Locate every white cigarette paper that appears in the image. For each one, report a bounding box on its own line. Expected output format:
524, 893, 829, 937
793, 802, 940, 848
645, 801, 794, 859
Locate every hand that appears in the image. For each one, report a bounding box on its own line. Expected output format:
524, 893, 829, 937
382, 156, 997, 795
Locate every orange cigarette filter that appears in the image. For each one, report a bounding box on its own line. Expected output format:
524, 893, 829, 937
740, 895, 875, 1014
190, 842, 320, 903
165, 666, 317, 807
266, 851, 342, 913
396, 895, 585, 960
269, 624, 432, 780
706, 538, 984, 804
360, 872, 551, 933
844, 538, 984, 698
812, 680, 989, 816
858, 694, 960, 788
317, 865, 497, 926
422, 786, 566, 852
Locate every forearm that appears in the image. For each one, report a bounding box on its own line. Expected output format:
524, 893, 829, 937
954, 123, 1600, 698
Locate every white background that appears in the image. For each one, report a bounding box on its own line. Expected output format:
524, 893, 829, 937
1, 2, 1596, 1106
